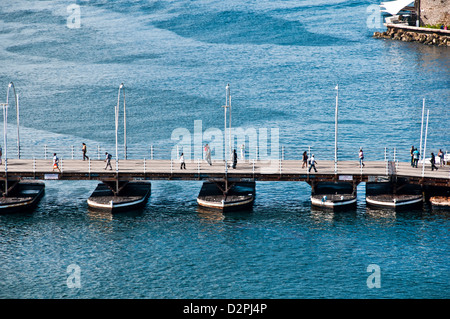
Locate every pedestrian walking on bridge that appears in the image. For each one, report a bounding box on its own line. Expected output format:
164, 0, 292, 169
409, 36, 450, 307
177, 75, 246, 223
180, 153, 186, 169
430, 153, 438, 171
104, 152, 112, 170
53, 153, 61, 172
302, 151, 308, 168
82, 143, 89, 161
438, 149, 445, 167
308, 154, 317, 173
413, 148, 420, 168
204, 144, 212, 166
232, 149, 237, 169
359, 148, 365, 168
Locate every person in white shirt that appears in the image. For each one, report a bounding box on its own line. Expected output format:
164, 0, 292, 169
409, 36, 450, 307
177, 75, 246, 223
359, 148, 365, 168
240, 144, 245, 161
204, 144, 212, 166
53, 153, 61, 172
180, 153, 186, 169
308, 154, 317, 172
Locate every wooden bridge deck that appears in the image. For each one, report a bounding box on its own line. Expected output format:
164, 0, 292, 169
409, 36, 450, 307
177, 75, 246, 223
1, 159, 448, 187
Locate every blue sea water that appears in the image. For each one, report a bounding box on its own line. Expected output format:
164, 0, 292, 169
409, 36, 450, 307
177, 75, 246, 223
0, 0, 449, 299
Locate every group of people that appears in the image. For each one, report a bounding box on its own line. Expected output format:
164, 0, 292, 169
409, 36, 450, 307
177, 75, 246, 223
301, 151, 318, 172
51, 143, 113, 171
301, 149, 364, 173
48, 143, 446, 173
411, 145, 446, 171
179, 144, 238, 170
52, 142, 241, 172
301, 146, 446, 173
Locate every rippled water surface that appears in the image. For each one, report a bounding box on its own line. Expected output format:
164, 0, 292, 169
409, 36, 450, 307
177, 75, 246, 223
0, 0, 449, 298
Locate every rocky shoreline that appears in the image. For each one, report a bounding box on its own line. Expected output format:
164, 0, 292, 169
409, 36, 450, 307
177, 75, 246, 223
373, 26, 450, 46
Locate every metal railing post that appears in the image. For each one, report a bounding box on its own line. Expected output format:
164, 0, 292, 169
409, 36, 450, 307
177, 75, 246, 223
197, 158, 200, 176
252, 159, 255, 177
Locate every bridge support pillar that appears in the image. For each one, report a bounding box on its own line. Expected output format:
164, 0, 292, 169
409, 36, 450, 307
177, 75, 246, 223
0, 178, 21, 197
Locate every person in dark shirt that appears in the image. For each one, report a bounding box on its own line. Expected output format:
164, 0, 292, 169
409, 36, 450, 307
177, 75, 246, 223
430, 153, 438, 171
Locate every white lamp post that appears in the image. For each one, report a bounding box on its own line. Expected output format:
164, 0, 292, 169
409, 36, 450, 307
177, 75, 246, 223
334, 84, 339, 175
1, 82, 21, 195
0, 101, 7, 195
6, 82, 20, 159
419, 98, 425, 165
222, 84, 231, 172
115, 83, 126, 173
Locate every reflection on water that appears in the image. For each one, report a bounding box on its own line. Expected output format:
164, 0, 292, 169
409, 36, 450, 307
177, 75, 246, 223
364, 206, 397, 224
430, 205, 450, 219
87, 208, 113, 222
196, 206, 225, 223
310, 208, 335, 225
412, 44, 450, 75
382, 39, 450, 75
87, 208, 114, 234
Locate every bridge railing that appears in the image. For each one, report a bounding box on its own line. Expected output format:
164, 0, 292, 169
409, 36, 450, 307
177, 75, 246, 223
9, 143, 421, 163
0, 143, 448, 180
4, 143, 447, 177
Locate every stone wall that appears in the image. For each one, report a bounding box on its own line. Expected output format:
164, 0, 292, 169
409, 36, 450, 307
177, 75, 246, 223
373, 25, 450, 46
418, 0, 450, 26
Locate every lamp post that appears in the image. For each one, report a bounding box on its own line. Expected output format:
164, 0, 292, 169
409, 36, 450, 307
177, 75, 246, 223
421, 109, 429, 177
115, 83, 126, 174
419, 98, 425, 165
334, 84, 339, 175
122, 84, 126, 160
228, 84, 231, 162
0, 101, 7, 196
6, 82, 20, 159
113, 83, 126, 195
1, 82, 20, 196
222, 84, 231, 173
